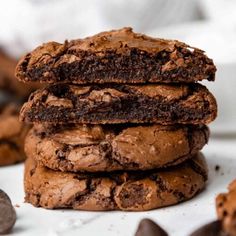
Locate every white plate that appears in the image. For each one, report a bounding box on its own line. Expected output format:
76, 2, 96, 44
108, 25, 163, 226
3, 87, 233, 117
0, 138, 236, 236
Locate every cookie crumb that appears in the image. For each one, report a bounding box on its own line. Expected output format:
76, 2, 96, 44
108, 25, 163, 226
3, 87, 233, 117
14, 204, 20, 208
215, 165, 220, 171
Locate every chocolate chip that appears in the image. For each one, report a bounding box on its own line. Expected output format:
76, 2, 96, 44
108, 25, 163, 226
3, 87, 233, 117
190, 220, 227, 236
0, 189, 16, 234
135, 219, 168, 236
0, 189, 11, 203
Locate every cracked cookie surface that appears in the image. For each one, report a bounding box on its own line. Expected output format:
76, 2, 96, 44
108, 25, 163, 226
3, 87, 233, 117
25, 124, 209, 172
24, 152, 207, 211
16, 28, 216, 84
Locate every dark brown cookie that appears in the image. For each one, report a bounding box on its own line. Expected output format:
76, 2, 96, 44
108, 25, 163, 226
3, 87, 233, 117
0, 49, 42, 99
25, 123, 209, 172
20, 83, 217, 125
15, 28, 216, 84
216, 179, 236, 236
0, 103, 29, 166
24, 152, 207, 211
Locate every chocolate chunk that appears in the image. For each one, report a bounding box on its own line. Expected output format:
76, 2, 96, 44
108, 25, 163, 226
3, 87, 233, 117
0, 189, 16, 234
0, 189, 11, 204
15, 28, 216, 84
25, 123, 209, 172
20, 83, 217, 125
190, 220, 226, 236
135, 219, 168, 236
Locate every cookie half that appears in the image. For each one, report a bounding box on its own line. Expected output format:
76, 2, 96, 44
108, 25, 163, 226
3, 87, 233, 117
25, 124, 209, 172
16, 27, 216, 84
0, 103, 29, 166
24, 152, 207, 211
216, 179, 236, 236
20, 83, 217, 125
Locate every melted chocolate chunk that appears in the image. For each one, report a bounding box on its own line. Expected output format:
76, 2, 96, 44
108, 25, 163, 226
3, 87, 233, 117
216, 179, 236, 236
0, 103, 29, 166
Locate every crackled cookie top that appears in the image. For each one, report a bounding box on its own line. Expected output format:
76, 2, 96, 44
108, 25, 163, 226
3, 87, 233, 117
25, 123, 209, 172
24, 153, 208, 211
16, 27, 216, 84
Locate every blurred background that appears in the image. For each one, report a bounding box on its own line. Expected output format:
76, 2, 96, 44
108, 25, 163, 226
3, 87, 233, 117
0, 0, 236, 133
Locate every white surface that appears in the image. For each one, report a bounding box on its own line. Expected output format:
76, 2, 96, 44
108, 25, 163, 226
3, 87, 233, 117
0, 137, 236, 236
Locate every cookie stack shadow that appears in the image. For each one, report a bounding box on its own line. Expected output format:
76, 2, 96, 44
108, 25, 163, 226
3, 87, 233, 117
15, 28, 217, 211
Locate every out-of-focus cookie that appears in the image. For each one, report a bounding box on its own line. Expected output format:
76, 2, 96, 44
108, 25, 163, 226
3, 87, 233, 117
0, 49, 42, 98
216, 179, 236, 236
0, 103, 29, 166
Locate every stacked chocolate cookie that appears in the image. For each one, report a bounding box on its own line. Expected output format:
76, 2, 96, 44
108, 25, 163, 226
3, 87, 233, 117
16, 27, 217, 211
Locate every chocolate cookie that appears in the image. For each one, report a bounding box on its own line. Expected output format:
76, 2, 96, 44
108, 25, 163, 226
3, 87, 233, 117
0, 103, 29, 166
24, 152, 207, 211
15, 27, 216, 84
25, 124, 209, 172
20, 83, 217, 125
0, 49, 41, 98
216, 179, 236, 236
